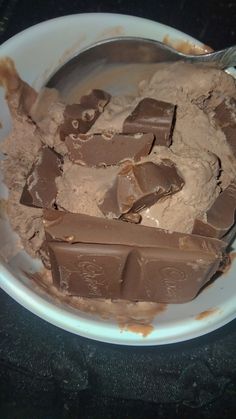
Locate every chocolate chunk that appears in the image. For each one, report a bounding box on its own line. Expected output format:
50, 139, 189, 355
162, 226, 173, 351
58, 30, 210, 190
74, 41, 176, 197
120, 212, 142, 224
65, 132, 154, 166
214, 97, 236, 156
80, 89, 111, 110
43, 210, 225, 303
20, 147, 62, 208
60, 89, 110, 140
98, 160, 184, 217
192, 182, 236, 243
215, 97, 236, 127
123, 98, 176, 146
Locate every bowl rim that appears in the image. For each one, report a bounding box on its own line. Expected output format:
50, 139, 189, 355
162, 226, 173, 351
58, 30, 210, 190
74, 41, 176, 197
0, 12, 205, 50
1, 12, 236, 346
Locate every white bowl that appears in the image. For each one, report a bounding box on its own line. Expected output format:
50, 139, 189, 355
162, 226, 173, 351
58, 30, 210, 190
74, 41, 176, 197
1, 13, 236, 346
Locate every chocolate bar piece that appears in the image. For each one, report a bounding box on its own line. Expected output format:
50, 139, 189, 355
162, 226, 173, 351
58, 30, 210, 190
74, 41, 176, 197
192, 182, 236, 243
60, 89, 110, 140
65, 133, 154, 166
44, 209, 225, 303
214, 97, 236, 156
123, 98, 176, 146
20, 147, 62, 208
98, 160, 184, 217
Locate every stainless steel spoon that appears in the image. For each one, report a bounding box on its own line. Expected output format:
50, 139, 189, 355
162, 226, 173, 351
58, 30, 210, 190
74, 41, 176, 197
45, 37, 236, 101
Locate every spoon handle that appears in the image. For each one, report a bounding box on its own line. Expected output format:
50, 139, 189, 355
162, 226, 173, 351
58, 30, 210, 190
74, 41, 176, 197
186, 46, 236, 69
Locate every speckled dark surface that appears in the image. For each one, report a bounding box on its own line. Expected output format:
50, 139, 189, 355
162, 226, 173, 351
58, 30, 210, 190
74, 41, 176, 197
1, 1, 236, 418
0, 0, 236, 49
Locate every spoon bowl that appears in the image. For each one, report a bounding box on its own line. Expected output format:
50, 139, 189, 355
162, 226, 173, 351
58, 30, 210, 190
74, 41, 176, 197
45, 37, 236, 102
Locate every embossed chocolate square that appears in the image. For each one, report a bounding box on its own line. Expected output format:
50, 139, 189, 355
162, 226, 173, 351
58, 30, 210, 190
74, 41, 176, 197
44, 210, 225, 303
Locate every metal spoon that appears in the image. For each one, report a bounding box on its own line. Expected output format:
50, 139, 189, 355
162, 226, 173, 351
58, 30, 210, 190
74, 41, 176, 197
45, 37, 236, 101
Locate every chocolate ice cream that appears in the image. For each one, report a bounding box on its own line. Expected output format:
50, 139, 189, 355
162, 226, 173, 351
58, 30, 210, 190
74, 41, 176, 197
1, 57, 236, 308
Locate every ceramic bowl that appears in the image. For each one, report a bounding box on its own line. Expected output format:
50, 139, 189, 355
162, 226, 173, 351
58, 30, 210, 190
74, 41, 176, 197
0, 13, 236, 345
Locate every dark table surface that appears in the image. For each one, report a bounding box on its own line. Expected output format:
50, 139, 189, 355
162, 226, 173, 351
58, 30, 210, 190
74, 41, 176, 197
1, 1, 236, 418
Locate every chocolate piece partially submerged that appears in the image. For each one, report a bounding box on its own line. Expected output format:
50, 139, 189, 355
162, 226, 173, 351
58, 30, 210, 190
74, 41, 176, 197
214, 97, 236, 156
20, 147, 62, 208
193, 182, 236, 243
60, 89, 111, 140
44, 210, 225, 303
120, 212, 142, 224
98, 160, 184, 217
123, 98, 176, 146
65, 133, 154, 166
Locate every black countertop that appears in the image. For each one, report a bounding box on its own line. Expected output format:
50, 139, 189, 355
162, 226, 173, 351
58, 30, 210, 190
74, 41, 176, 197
1, 0, 236, 49
1, 1, 236, 418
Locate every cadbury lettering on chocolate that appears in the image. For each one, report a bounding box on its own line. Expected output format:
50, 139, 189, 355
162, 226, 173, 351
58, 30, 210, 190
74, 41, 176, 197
43, 209, 225, 303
